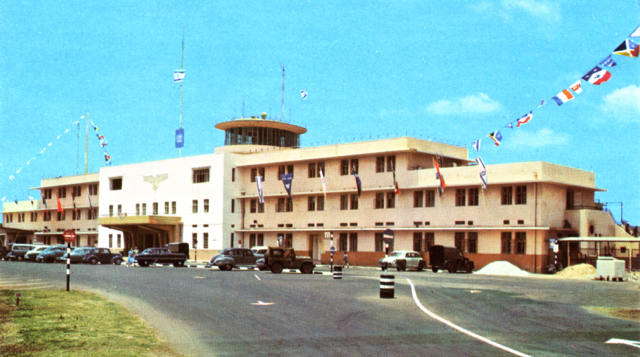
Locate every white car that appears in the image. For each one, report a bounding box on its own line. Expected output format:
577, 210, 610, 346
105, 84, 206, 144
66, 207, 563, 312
379, 250, 426, 271
250, 246, 269, 257
25, 245, 50, 261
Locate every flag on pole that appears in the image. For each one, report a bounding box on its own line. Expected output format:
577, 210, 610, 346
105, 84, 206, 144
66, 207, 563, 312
476, 157, 487, 189
319, 169, 327, 199
352, 170, 362, 197
87, 188, 93, 210
256, 176, 264, 204
488, 130, 502, 146
281, 173, 293, 199
57, 194, 63, 213
433, 158, 446, 196
174, 69, 185, 82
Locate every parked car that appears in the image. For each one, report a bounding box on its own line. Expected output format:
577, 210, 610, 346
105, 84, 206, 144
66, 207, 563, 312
37, 245, 73, 263
57, 247, 94, 264
25, 245, 51, 261
83, 247, 123, 265
166, 242, 190, 260
378, 250, 427, 271
135, 247, 187, 267
5, 244, 38, 261
428, 245, 474, 273
206, 248, 262, 270
259, 247, 315, 274
250, 246, 269, 257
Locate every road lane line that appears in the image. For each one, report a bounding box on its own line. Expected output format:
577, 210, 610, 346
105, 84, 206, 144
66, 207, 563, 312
405, 278, 533, 357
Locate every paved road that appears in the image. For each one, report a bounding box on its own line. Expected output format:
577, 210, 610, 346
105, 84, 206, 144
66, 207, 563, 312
1, 261, 638, 357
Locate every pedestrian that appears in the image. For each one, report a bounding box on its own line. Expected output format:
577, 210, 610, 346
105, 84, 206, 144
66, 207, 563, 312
127, 248, 135, 267
343, 252, 349, 268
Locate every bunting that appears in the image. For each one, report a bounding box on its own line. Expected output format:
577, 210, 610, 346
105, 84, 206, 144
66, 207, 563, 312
90, 120, 113, 165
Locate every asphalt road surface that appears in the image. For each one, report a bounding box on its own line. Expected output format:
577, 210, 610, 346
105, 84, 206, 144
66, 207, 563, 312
1, 261, 638, 357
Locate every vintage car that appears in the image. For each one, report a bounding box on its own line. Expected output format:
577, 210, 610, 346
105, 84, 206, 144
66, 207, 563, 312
206, 248, 262, 271
83, 247, 123, 265
250, 246, 269, 257
5, 244, 38, 261
25, 245, 50, 261
378, 250, 427, 271
37, 245, 73, 263
259, 247, 315, 274
428, 245, 474, 273
135, 247, 187, 267
57, 247, 94, 264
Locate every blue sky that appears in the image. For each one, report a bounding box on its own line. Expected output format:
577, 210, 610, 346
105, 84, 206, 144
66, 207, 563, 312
1, 0, 639, 226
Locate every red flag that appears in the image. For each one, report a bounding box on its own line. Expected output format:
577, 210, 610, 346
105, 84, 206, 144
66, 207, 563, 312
433, 158, 447, 196
57, 195, 63, 213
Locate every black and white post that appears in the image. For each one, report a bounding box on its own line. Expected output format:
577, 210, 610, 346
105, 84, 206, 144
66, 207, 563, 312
63, 230, 76, 292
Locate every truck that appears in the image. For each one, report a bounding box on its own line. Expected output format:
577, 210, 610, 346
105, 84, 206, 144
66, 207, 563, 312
428, 245, 474, 273
135, 247, 187, 267
259, 247, 315, 274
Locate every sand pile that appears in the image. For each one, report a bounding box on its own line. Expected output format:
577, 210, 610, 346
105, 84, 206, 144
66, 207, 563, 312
555, 263, 596, 279
474, 261, 531, 276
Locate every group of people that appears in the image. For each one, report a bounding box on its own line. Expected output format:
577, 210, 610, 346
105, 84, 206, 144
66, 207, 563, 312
126, 247, 139, 267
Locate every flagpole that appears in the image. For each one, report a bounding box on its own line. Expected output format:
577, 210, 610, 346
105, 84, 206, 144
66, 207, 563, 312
179, 30, 184, 158
85, 111, 89, 175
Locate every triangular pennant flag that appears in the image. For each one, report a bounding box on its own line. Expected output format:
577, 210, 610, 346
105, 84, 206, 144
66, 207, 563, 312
488, 130, 502, 146
630, 24, 640, 38
476, 157, 487, 189
613, 39, 639, 58
472, 139, 481, 152
281, 173, 293, 199
319, 169, 327, 199
174, 69, 185, 82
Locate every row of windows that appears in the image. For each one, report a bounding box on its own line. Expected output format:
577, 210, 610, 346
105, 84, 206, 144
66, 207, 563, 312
42, 184, 99, 199
5, 209, 98, 223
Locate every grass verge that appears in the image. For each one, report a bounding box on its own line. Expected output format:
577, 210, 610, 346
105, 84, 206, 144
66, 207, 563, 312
0, 289, 184, 357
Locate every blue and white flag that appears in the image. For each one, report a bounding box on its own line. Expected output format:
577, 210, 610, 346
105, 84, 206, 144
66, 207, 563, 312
472, 140, 481, 152
281, 173, 293, 199
599, 54, 617, 68
174, 70, 185, 82
475, 157, 487, 189
256, 176, 264, 204
175, 128, 184, 148
300, 90, 308, 99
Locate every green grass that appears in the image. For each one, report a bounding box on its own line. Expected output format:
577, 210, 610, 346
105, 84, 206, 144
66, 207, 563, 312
0, 289, 183, 357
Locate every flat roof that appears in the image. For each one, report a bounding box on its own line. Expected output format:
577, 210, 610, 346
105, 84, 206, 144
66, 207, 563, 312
214, 118, 307, 135
558, 237, 639, 243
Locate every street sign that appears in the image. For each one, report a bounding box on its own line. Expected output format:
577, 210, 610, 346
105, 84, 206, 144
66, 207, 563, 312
63, 229, 76, 243
330, 246, 336, 255
382, 229, 394, 245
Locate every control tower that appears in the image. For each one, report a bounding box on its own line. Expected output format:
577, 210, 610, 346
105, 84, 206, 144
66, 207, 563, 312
215, 113, 307, 148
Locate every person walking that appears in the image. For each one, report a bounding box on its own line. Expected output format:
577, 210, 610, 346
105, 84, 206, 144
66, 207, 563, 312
127, 248, 135, 267
343, 252, 349, 268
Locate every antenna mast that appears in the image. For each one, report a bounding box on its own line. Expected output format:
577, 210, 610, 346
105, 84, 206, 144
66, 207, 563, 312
281, 65, 285, 121
179, 30, 184, 157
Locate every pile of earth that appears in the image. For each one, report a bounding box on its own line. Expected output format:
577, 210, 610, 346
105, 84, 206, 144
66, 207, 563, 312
474, 261, 531, 276
555, 263, 596, 279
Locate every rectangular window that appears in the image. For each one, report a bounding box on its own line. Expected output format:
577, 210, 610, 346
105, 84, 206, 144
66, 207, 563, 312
203, 233, 209, 249
349, 233, 358, 252
192, 233, 198, 248
136, 204, 140, 216
350, 194, 358, 210
425, 190, 435, 207
386, 192, 395, 209
117, 234, 122, 248
109, 234, 113, 248
468, 188, 479, 206
153, 202, 158, 215
376, 156, 385, 173
251, 168, 258, 182
249, 233, 256, 247
339, 233, 348, 251
375, 232, 384, 252
231, 168, 235, 182
317, 196, 324, 211
350, 159, 359, 174
257, 233, 264, 246
375, 193, 385, 209
566, 190, 575, 209
501, 232, 512, 254
414, 191, 424, 208
110, 178, 122, 191
258, 200, 264, 213
192, 168, 210, 183
192, 200, 198, 214
516, 186, 527, 205
231, 199, 235, 213
340, 160, 349, 176
58, 187, 67, 198
317, 162, 325, 177
204, 199, 209, 213
386, 156, 396, 172
164, 202, 169, 214
251, 199, 257, 213
278, 165, 285, 180
502, 187, 513, 205
455, 232, 465, 252
424, 233, 435, 251
308, 163, 316, 178
413, 232, 423, 252
340, 194, 349, 210
141, 203, 146, 215
172, 201, 177, 214
118, 205, 122, 215
308, 196, 316, 211
109, 205, 113, 217
456, 189, 466, 207
467, 232, 478, 254
515, 232, 526, 254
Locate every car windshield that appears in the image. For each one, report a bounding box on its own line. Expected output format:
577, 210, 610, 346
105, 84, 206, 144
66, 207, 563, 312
389, 252, 403, 257
71, 248, 91, 255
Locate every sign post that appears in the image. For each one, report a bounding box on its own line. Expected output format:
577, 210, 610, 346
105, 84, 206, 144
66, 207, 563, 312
382, 229, 395, 272
63, 229, 76, 292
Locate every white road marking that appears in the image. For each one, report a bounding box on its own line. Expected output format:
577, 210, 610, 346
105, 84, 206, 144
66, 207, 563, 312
605, 338, 640, 349
405, 278, 532, 357
251, 300, 274, 306
254, 274, 261, 281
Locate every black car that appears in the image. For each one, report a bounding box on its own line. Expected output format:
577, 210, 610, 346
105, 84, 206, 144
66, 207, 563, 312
206, 248, 264, 271
57, 247, 94, 264
83, 248, 123, 265
37, 245, 73, 263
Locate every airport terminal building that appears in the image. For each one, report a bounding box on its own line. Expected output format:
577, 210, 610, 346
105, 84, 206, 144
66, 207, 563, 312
2, 117, 636, 272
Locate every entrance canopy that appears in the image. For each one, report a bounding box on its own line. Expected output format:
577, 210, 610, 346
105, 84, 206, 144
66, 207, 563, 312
98, 215, 183, 250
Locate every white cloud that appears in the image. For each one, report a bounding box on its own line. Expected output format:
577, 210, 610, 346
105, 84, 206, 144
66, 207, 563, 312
508, 127, 569, 148
602, 85, 640, 122
426, 93, 502, 115
502, 0, 561, 23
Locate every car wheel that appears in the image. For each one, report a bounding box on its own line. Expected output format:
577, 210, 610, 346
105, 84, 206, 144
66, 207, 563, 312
417, 261, 425, 271
300, 263, 313, 274
113, 258, 123, 265
447, 262, 456, 274
432, 267, 438, 273
138, 260, 149, 267
89, 257, 99, 265
270, 262, 283, 274
466, 262, 473, 274
223, 263, 233, 271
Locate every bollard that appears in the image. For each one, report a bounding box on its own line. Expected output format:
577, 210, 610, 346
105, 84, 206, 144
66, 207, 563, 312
380, 274, 395, 298
334, 266, 343, 280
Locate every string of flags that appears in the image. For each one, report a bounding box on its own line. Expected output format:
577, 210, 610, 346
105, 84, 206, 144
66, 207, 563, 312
464, 23, 640, 191
90, 121, 112, 165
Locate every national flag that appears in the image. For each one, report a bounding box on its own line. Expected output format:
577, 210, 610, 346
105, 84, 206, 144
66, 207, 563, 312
174, 69, 185, 82
599, 54, 617, 67
319, 169, 327, 199
352, 168, 362, 197
87, 188, 93, 210
29, 196, 34, 206
100, 140, 108, 148
570, 80, 583, 94
613, 39, 639, 58
582, 66, 612, 85
504, 123, 514, 129
97, 134, 105, 140
43, 196, 49, 212
472, 139, 481, 152
104, 154, 111, 162
14, 199, 18, 205
537, 99, 546, 108
516, 111, 533, 128
256, 176, 264, 204
488, 130, 502, 146
476, 157, 487, 189
281, 173, 293, 199
432, 158, 446, 196
393, 171, 400, 195
57, 194, 63, 213
552, 89, 574, 106
300, 90, 308, 99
